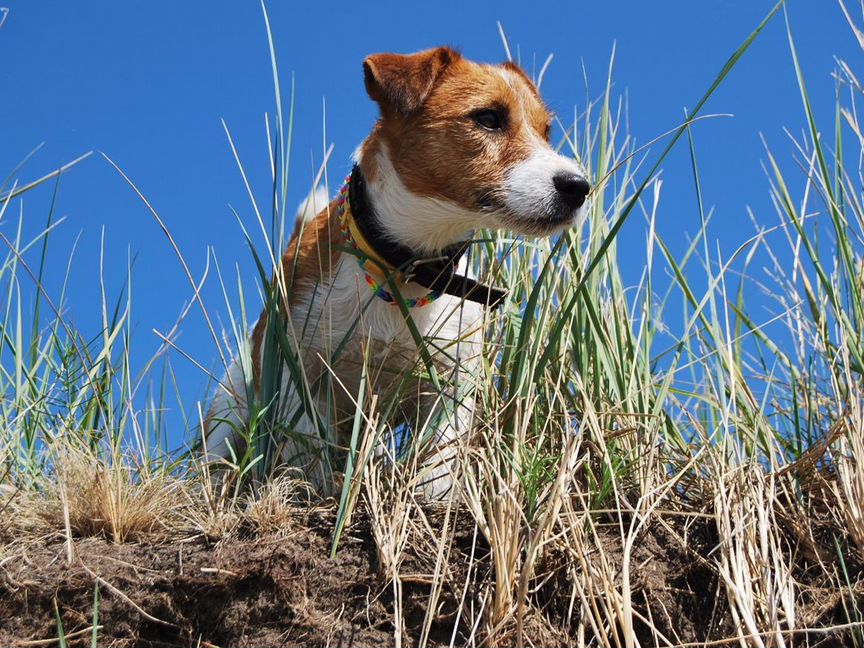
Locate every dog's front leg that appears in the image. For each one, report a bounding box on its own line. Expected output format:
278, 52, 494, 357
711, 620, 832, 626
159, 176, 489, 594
414, 364, 477, 500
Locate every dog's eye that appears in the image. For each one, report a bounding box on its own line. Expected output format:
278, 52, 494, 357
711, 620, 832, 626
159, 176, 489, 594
473, 109, 504, 131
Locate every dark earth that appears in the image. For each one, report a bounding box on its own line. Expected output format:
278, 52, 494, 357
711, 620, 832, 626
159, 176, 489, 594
0, 504, 858, 647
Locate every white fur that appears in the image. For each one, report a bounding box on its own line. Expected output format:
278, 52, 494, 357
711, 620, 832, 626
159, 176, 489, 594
203, 340, 252, 463
288, 249, 484, 495
367, 146, 479, 253
503, 136, 589, 227
296, 185, 330, 223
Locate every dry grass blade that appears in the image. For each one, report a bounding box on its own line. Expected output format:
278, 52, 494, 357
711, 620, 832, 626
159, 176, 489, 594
712, 462, 795, 648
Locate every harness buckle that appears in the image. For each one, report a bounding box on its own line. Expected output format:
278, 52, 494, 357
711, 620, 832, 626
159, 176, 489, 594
402, 255, 451, 284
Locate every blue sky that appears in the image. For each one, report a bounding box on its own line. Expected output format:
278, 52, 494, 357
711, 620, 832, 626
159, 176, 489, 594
0, 1, 858, 449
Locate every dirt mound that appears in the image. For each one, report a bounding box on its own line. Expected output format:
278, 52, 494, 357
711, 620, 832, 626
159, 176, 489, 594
0, 507, 477, 647
0, 505, 857, 647
2, 523, 385, 646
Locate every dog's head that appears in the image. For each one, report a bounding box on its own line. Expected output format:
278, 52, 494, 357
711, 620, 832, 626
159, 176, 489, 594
359, 46, 589, 252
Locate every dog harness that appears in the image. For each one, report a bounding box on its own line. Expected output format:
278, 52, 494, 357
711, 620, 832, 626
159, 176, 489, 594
337, 165, 507, 310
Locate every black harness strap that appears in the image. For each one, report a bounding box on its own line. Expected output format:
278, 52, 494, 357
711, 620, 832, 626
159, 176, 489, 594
348, 165, 507, 309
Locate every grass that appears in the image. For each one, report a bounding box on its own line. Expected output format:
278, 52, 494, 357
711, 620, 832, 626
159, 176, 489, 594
2, 1, 864, 646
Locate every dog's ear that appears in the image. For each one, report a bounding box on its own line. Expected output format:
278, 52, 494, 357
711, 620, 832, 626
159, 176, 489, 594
363, 47, 459, 115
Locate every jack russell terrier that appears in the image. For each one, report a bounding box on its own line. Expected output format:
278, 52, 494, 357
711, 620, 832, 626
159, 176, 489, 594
204, 46, 590, 498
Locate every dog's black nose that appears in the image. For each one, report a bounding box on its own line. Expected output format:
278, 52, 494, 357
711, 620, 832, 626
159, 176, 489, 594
553, 173, 590, 209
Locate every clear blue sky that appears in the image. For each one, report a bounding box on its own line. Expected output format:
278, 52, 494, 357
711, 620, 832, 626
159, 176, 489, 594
0, 1, 857, 449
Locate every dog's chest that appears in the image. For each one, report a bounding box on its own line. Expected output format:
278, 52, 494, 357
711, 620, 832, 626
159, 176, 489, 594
292, 255, 484, 372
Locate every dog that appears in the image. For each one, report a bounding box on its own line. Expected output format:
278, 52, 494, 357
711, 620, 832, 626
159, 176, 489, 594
203, 46, 590, 498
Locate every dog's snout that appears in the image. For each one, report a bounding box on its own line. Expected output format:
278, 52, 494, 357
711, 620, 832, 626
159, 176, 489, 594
553, 173, 590, 209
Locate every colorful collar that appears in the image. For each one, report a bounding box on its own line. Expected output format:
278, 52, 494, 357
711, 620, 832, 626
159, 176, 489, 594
337, 165, 508, 310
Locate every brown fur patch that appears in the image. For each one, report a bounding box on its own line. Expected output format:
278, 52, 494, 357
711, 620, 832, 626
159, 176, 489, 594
360, 55, 552, 213
249, 200, 342, 394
